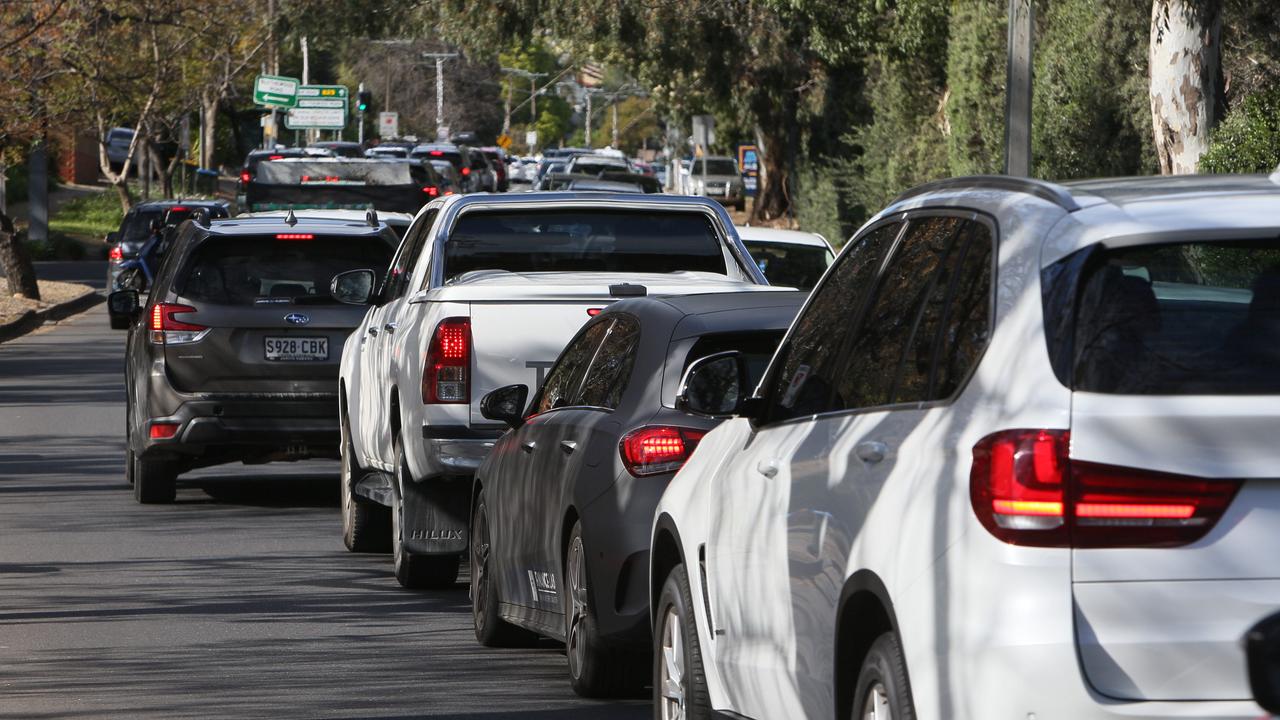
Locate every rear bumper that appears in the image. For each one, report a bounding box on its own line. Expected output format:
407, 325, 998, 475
139, 396, 339, 460
416, 424, 504, 480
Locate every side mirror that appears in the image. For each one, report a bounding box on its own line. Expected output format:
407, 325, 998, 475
104, 231, 118, 245
677, 351, 749, 418
1247, 611, 1280, 714
480, 384, 529, 429
330, 269, 376, 305
108, 289, 141, 322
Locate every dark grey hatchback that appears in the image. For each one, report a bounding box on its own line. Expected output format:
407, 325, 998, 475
110, 215, 396, 503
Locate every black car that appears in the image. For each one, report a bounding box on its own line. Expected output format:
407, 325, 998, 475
471, 290, 804, 697
105, 199, 230, 299
309, 141, 364, 158
238, 148, 308, 202
109, 215, 396, 503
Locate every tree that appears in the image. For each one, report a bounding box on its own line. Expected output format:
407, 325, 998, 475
1149, 0, 1224, 174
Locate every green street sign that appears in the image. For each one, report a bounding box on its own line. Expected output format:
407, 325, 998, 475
254, 74, 300, 108
284, 85, 350, 130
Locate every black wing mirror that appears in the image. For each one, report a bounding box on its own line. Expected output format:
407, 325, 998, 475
676, 351, 751, 418
107, 289, 141, 327
330, 269, 376, 305
480, 384, 529, 429
104, 231, 118, 246
1247, 610, 1280, 714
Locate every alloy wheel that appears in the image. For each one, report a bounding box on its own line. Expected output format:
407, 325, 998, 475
862, 681, 891, 720
471, 504, 490, 618
565, 536, 588, 677
658, 605, 686, 720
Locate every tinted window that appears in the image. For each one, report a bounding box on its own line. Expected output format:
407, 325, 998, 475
1073, 241, 1280, 394
444, 210, 728, 280
119, 208, 165, 243
572, 161, 628, 176
834, 216, 966, 409
578, 316, 641, 409
383, 211, 436, 300
743, 241, 833, 291
535, 320, 612, 413
929, 224, 993, 398
695, 159, 737, 175
178, 235, 392, 306
766, 222, 901, 421
685, 330, 786, 393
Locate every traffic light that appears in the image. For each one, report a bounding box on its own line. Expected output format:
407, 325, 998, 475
357, 90, 371, 113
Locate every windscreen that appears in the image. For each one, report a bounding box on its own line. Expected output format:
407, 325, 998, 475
695, 159, 738, 175
414, 149, 464, 169
1072, 241, 1280, 394
257, 161, 414, 186
443, 209, 728, 281
744, 241, 833, 291
572, 161, 628, 176
177, 235, 392, 306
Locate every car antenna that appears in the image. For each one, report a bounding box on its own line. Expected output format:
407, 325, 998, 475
366, 209, 379, 227
285, 209, 298, 227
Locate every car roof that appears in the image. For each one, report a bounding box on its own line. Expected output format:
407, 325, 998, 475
605, 290, 807, 340
567, 180, 646, 193
436, 191, 734, 211
133, 199, 228, 211
204, 216, 395, 237
238, 209, 414, 226
736, 226, 831, 249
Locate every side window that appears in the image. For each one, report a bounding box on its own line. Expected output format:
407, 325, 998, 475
765, 221, 902, 422
578, 316, 641, 409
535, 320, 613, 414
919, 222, 993, 400
384, 210, 436, 300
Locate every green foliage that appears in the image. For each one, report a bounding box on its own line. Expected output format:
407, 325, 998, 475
794, 161, 853, 247
1200, 85, 1280, 174
945, 0, 1006, 176
48, 191, 122, 241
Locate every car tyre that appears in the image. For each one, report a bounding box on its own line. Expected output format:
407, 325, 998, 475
391, 435, 460, 589
340, 414, 390, 553
852, 632, 916, 720
471, 488, 539, 647
125, 447, 136, 486
565, 521, 647, 698
654, 563, 711, 720
133, 454, 176, 504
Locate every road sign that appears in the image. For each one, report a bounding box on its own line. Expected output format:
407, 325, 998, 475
379, 112, 399, 139
284, 85, 350, 130
496, 134, 512, 150
525, 130, 538, 148
738, 144, 759, 197
254, 75, 299, 108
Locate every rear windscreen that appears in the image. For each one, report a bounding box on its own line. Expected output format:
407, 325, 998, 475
119, 209, 164, 243
743, 241, 832, 291
256, 161, 413, 186
684, 331, 785, 390
177, 235, 392, 306
1072, 241, 1280, 394
443, 209, 728, 281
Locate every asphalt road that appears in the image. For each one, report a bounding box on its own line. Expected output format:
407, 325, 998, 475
0, 287, 649, 719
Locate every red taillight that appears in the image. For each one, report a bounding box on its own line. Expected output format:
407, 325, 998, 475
586, 308, 603, 316
461, 167, 471, 176
430, 150, 444, 156
149, 303, 202, 331
444, 190, 455, 196
423, 186, 439, 196
275, 233, 314, 240
620, 426, 707, 477
108, 246, 123, 261
170, 206, 187, 213
240, 170, 251, 183
971, 429, 1241, 548
268, 154, 284, 160
149, 422, 179, 440
422, 317, 470, 404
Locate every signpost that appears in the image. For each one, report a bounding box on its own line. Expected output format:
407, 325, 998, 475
379, 112, 399, 139
285, 84, 349, 130
525, 130, 538, 152
738, 144, 759, 197
496, 134, 512, 150
254, 75, 299, 108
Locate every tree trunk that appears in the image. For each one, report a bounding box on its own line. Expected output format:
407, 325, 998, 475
0, 212, 39, 300
201, 93, 218, 169
752, 104, 795, 223
1149, 0, 1223, 174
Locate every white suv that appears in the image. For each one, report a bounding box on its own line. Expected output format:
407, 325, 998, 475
650, 174, 1280, 720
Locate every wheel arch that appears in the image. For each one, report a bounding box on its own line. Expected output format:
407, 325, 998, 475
834, 569, 913, 720
559, 505, 581, 574
649, 512, 686, 626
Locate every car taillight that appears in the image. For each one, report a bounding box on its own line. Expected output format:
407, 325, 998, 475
149, 422, 179, 440
148, 303, 207, 345
586, 308, 603, 316
240, 170, 251, 184
275, 233, 314, 240
620, 426, 707, 477
461, 167, 471, 176
108, 246, 123, 261
422, 317, 470, 404
970, 429, 1241, 548
423, 186, 439, 197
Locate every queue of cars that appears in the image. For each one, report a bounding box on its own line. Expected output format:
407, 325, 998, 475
105, 161, 1280, 719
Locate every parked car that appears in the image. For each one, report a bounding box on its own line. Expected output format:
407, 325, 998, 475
472, 290, 804, 697
1248, 611, 1280, 715
737, 226, 835, 291
105, 127, 136, 171
334, 193, 770, 590
650, 174, 1280, 720
684, 156, 745, 211
105, 199, 230, 303
109, 215, 397, 503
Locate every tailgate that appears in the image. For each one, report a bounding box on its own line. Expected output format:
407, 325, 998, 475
469, 301, 605, 424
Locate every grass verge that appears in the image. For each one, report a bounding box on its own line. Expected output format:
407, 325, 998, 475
48, 191, 123, 240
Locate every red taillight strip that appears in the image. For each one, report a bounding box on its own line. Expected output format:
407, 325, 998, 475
422, 317, 471, 404
993, 500, 1063, 516
1076, 503, 1196, 519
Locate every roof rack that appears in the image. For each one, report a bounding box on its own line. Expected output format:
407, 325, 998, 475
365, 209, 379, 227
890, 175, 1081, 212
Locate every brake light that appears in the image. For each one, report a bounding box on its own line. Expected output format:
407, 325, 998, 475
108, 246, 123, 261
275, 233, 314, 240
423, 186, 439, 197
971, 429, 1241, 548
170, 206, 187, 213
268, 154, 284, 160
620, 426, 707, 477
422, 318, 470, 404
461, 167, 470, 176
240, 170, 251, 183
148, 303, 207, 345
430, 150, 444, 156
149, 422, 179, 440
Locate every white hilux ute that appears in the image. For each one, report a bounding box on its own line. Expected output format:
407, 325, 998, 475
334, 192, 772, 588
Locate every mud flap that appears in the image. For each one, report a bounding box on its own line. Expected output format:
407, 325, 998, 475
400, 477, 470, 556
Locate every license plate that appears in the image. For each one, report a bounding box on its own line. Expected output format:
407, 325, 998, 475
265, 336, 328, 361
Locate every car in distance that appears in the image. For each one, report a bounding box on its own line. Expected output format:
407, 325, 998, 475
650, 173, 1280, 720
110, 214, 396, 503
472, 290, 804, 697
684, 156, 745, 211
478, 147, 509, 192
105, 199, 230, 296
335, 193, 770, 591
737, 226, 835, 291
237, 148, 308, 206
240, 208, 415, 241
309, 141, 364, 158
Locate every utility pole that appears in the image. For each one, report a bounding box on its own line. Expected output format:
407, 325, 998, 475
1003, 0, 1033, 176
265, 0, 277, 149
584, 92, 593, 149
611, 100, 619, 149
423, 52, 459, 140
357, 82, 365, 145
300, 35, 312, 144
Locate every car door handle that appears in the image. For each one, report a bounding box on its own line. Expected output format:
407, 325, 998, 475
367, 326, 378, 336
383, 322, 398, 333
559, 440, 577, 455
856, 441, 888, 464
521, 441, 536, 454
756, 459, 779, 478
